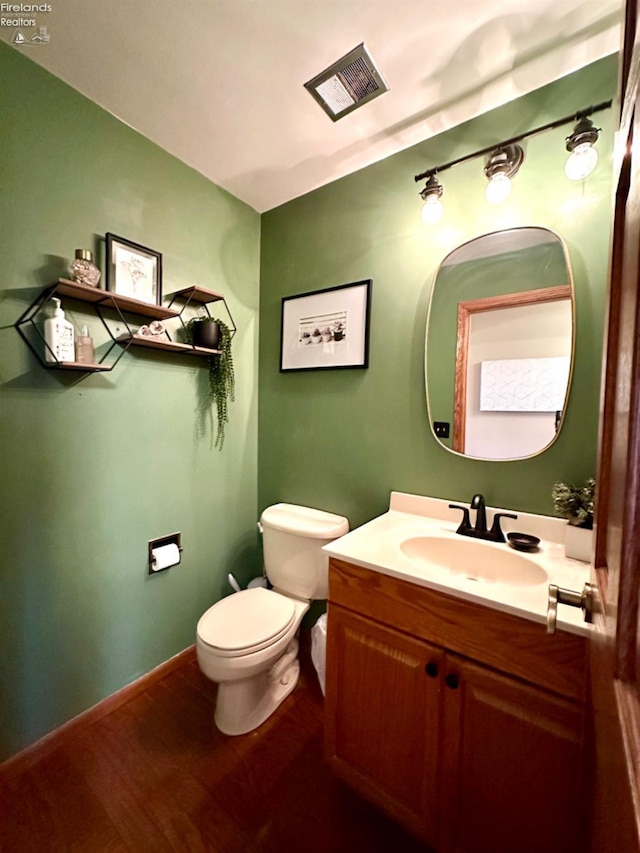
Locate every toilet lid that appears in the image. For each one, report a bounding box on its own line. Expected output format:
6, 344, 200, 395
197, 587, 297, 654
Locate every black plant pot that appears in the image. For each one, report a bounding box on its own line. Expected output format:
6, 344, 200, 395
192, 320, 221, 350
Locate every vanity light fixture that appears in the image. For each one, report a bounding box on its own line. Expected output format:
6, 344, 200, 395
565, 116, 601, 180
420, 172, 444, 224
413, 100, 612, 221
484, 144, 524, 205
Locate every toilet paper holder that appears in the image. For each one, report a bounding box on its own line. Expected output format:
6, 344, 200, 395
148, 533, 183, 574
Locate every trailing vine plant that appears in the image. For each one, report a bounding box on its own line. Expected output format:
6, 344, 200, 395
185, 317, 235, 449
207, 320, 235, 449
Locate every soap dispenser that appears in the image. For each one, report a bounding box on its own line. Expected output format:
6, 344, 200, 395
43, 297, 75, 363
75, 325, 95, 364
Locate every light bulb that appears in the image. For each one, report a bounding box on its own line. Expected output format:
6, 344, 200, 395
421, 194, 444, 224
565, 142, 598, 180
485, 172, 512, 205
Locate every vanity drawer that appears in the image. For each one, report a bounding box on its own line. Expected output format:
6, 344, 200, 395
328, 558, 586, 702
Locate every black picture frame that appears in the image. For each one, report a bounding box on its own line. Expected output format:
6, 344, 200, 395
105, 233, 162, 306
280, 279, 371, 372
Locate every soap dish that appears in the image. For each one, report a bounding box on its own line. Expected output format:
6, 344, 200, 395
507, 532, 540, 552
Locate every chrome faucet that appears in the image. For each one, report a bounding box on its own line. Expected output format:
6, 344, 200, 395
448, 494, 517, 543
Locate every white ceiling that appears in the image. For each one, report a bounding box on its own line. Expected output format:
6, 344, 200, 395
2, 1, 621, 212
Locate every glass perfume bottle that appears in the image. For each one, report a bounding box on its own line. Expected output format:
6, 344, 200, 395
69, 249, 101, 288
75, 325, 95, 364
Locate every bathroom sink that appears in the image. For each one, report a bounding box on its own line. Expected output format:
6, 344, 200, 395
399, 535, 548, 587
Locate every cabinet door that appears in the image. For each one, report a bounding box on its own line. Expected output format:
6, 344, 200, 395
439, 655, 584, 853
325, 604, 443, 846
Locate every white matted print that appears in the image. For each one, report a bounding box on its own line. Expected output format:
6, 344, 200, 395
480, 356, 570, 411
280, 280, 371, 371
105, 233, 162, 305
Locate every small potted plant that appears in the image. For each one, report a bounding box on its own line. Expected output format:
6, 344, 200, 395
301, 331, 312, 345
551, 477, 595, 562
321, 326, 332, 343
185, 315, 221, 350
311, 328, 322, 344
333, 321, 345, 342
185, 317, 235, 449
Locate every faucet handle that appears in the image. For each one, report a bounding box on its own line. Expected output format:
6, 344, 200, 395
490, 512, 518, 542
449, 504, 472, 533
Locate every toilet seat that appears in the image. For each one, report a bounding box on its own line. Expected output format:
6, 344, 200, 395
197, 587, 297, 657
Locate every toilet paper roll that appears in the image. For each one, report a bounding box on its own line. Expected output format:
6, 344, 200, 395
151, 543, 180, 572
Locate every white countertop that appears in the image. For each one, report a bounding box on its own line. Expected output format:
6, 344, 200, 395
323, 492, 592, 636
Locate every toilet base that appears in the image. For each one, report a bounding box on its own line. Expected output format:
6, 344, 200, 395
214, 639, 300, 736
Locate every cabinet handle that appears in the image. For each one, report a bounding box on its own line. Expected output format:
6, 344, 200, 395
445, 673, 460, 690
425, 661, 439, 678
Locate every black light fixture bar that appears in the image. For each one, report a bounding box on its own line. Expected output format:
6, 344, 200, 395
414, 100, 613, 183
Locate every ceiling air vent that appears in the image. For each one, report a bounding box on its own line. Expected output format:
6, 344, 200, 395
304, 43, 389, 121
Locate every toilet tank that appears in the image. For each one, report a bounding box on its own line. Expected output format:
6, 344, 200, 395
260, 503, 349, 600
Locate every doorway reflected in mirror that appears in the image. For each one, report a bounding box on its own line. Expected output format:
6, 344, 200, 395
425, 227, 574, 461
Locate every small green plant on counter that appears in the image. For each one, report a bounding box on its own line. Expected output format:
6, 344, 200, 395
551, 477, 595, 529
185, 317, 235, 450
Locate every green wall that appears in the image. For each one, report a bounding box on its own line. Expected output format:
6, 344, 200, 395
259, 56, 617, 530
0, 44, 261, 761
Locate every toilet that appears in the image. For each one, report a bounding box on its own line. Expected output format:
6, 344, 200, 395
196, 503, 348, 735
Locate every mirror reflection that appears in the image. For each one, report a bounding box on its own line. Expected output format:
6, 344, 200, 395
426, 227, 574, 461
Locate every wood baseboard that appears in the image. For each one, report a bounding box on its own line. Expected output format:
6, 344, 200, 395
0, 644, 196, 781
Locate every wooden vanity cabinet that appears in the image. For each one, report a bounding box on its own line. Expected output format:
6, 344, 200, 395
325, 559, 586, 853
438, 656, 584, 853
325, 604, 444, 846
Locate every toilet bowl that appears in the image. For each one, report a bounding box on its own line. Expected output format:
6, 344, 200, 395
196, 503, 348, 735
197, 587, 309, 735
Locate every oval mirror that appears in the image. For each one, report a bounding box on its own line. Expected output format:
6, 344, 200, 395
425, 227, 574, 461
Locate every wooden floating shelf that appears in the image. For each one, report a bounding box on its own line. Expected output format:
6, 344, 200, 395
44, 361, 112, 372
124, 335, 221, 356
52, 279, 109, 304
17, 280, 230, 377
170, 285, 225, 305
50, 279, 179, 320
191, 344, 222, 356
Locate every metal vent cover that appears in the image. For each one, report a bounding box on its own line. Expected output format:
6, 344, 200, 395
304, 43, 389, 121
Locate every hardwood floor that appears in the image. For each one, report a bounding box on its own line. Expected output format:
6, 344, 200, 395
0, 635, 426, 852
